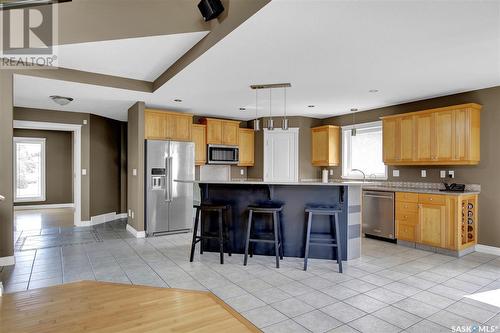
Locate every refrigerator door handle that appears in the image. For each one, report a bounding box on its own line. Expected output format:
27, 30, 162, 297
165, 157, 171, 202
166, 156, 173, 202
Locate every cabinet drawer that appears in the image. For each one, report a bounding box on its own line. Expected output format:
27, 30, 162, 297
396, 201, 418, 213
396, 192, 418, 203
397, 222, 416, 242
418, 194, 446, 205
396, 211, 418, 225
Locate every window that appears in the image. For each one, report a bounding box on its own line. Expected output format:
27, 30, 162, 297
14, 137, 46, 202
342, 121, 387, 180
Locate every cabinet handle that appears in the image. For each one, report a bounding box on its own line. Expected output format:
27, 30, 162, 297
429, 198, 433, 201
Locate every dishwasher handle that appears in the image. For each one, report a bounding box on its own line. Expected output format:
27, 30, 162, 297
363, 191, 394, 199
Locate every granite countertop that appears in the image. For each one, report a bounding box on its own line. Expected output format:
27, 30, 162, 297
175, 179, 365, 186
362, 185, 480, 196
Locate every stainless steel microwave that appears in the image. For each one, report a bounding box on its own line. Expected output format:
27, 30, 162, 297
207, 144, 239, 164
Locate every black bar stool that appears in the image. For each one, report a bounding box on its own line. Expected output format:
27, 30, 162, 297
303, 205, 343, 273
190, 203, 232, 264
244, 202, 284, 268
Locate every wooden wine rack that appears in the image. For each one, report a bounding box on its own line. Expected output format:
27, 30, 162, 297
459, 195, 478, 250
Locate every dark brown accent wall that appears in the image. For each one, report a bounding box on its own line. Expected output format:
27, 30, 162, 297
247, 116, 323, 180
127, 102, 146, 232
89, 115, 127, 216
323, 86, 500, 248
13, 129, 73, 206
0, 71, 14, 258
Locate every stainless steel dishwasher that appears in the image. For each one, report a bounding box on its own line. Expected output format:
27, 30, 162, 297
362, 190, 395, 240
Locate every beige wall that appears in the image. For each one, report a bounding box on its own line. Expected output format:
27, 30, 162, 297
0, 71, 14, 258
323, 86, 500, 248
14, 129, 73, 206
127, 102, 145, 232
247, 116, 323, 180
89, 114, 127, 216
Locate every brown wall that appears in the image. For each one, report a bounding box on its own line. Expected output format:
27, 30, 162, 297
89, 115, 126, 216
0, 71, 14, 258
323, 86, 500, 248
247, 116, 323, 180
13, 129, 73, 206
127, 102, 145, 232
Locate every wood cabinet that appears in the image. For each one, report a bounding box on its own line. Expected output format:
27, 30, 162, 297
382, 103, 481, 165
311, 125, 340, 166
144, 109, 193, 141
202, 118, 240, 145
192, 124, 207, 165
395, 192, 477, 251
238, 128, 254, 166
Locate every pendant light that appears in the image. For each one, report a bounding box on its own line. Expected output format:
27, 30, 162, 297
350, 108, 358, 136
253, 88, 260, 131
282, 86, 289, 130
267, 88, 274, 130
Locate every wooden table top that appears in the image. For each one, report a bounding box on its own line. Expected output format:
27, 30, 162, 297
0, 281, 260, 333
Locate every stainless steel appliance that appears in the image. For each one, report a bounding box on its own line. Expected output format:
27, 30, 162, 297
146, 140, 194, 236
207, 144, 239, 164
362, 190, 395, 240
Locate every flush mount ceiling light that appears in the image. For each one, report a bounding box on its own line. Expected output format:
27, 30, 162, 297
250, 83, 292, 132
173, 99, 183, 102
307, 105, 315, 108
49, 95, 73, 106
239, 107, 246, 111
369, 89, 379, 93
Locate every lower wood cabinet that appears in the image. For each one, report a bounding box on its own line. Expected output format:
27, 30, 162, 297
396, 192, 478, 251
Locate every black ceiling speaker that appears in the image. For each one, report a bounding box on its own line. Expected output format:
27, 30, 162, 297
198, 0, 224, 21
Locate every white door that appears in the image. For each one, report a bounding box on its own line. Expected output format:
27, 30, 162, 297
264, 128, 299, 182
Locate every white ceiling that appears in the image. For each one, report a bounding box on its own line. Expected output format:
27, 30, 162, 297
14, 0, 500, 121
55, 32, 208, 81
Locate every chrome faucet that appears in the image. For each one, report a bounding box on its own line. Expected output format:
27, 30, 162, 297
351, 169, 366, 182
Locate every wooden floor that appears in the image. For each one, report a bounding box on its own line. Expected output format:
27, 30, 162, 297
0, 281, 260, 333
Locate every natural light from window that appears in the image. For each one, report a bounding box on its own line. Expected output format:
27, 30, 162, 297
14, 137, 46, 202
342, 121, 387, 180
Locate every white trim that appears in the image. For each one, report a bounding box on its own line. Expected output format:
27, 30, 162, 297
13, 137, 46, 202
126, 224, 146, 238
75, 212, 125, 227
0, 256, 15, 266
116, 213, 128, 219
13, 120, 82, 227
14, 203, 74, 210
475, 244, 500, 256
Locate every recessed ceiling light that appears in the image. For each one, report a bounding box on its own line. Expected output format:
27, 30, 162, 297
50, 95, 74, 106
174, 99, 183, 102
239, 107, 246, 111
369, 89, 379, 93
308, 105, 315, 108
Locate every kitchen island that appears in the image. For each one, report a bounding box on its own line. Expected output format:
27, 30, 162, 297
184, 180, 363, 261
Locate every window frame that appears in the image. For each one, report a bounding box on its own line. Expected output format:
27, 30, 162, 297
341, 121, 388, 180
14, 137, 47, 203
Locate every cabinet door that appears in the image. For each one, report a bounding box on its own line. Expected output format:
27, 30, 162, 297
400, 116, 415, 161
397, 222, 417, 242
145, 111, 168, 140
454, 109, 469, 161
312, 127, 329, 165
222, 121, 239, 145
192, 125, 206, 165
415, 114, 433, 161
238, 129, 254, 166
434, 111, 454, 161
206, 119, 222, 144
170, 114, 192, 141
419, 203, 445, 247
383, 118, 400, 163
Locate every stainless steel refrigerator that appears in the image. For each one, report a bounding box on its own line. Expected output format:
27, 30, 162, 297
146, 140, 195, 236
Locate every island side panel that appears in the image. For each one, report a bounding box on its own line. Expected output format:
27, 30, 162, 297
199, 183, 351, 261
347, 185, 362, 260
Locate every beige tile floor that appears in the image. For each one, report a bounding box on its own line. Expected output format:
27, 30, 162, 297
1, 210, 500, 332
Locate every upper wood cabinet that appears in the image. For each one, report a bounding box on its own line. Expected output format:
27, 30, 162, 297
382, 103, 481, 165
192, 124, 207, 165
144, 109, 193, 141
311, 125, 340, 166
202, 118, 240, 145
238, 128, 255, 166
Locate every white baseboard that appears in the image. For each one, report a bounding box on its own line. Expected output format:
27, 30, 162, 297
75, 212, 126, 227
0, 256, 15, 266
14, 203, 74, 211
126, 224, 146, 238
475, 244, 500, 256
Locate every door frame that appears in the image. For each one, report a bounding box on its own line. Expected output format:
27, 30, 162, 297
13, 120, 82, 226
263, 128, 299, 182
